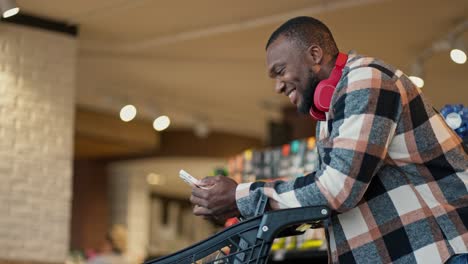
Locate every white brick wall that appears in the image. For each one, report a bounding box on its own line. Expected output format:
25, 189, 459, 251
0, 24, 76, 263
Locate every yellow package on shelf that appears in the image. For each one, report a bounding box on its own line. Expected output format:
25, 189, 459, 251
300, 239, 324, 249
271, 237, 286, 251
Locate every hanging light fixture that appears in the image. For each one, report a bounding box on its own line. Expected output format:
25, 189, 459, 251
153, 115, 170, 131
408, 61, 425, 88
119, 104, 137, 122
450, 37, 467, 64
0, 0, 20, 18
192, 115, 210, 138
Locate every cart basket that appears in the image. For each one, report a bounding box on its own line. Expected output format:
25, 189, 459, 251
145, 204, 330, 264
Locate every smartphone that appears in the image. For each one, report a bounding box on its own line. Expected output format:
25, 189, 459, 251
179, 169, 200, 186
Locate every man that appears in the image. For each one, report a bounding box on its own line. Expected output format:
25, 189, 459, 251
190, 16, 468, 263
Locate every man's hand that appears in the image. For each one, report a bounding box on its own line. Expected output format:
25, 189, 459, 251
190, 176, 240, 222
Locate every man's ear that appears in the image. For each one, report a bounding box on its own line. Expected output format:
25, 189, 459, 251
306, 45, 323, 65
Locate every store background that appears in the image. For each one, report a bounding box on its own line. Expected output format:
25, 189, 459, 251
0, 0, 467, 263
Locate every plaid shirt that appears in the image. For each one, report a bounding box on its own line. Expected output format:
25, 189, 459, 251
236, 53, 468, 264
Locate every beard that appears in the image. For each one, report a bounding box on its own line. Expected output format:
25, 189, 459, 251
297, 73, 320, 114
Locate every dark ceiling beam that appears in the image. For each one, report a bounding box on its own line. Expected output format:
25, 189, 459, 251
1, 11, 78, 36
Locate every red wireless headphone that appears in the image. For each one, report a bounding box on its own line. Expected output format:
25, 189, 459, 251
309, 52, 348, 121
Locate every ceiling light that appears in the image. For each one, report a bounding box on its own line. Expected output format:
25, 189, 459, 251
153, 115, 170, 131
1, 0, 19, 18
194, 122, 210, 138
408, 61, 425, 88
449, 36, 467, 64
408, 76, 424, 88
119, 104, 137, 122
192, 116, 210, 138
450, 37, 467, 64
450, 49, 467, 64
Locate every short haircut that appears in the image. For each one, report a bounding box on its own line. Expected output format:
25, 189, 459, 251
266, 16, 338, 56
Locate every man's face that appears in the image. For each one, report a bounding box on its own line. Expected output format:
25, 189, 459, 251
266, 36, 320, 114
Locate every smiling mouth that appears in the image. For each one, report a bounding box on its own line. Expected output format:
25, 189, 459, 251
286, 88, 296, 96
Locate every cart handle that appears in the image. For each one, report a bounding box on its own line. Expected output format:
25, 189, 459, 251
256, 205, 330, 241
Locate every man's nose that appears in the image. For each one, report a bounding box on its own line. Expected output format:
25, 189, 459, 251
275, 79, 285, 94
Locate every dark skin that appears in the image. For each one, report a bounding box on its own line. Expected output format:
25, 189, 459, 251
191, 35, 337, 222
191, 176, 240, 221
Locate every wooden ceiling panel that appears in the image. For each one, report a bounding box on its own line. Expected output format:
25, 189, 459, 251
16, 0, 468, 143
74, 107, 159, 159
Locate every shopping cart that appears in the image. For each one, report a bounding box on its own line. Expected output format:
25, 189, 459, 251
145, 196, 330, 264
